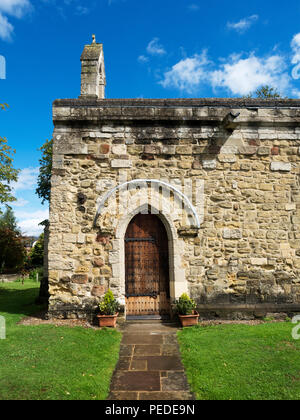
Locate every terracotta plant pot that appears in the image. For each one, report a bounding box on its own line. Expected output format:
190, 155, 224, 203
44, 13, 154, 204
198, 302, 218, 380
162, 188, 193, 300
97, 313, 119, 328
178, 311, 199, 327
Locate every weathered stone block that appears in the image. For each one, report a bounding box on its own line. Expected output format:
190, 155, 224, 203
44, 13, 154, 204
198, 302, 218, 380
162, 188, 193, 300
91, 285, 106, 297
257, 147, 270, 156
251, 258, 268, 266
100, 144, 110, 154
176, 146, 192, 155
271, 146, 280, 155
112, 144, 127, 155
52, 155, 64, 169
111, 159, 132, 168
144, 145, 160, 155
270, 162, 291, 172
286, 203, 296, 211
81, 180, 91, 188
161, 145, 176, 155
220, 145, 238, 154
72, 274, 88, 284
223, 229, 242, 239
217, 154, 237, 163
239, 146, 257, 155
63, 234, 77, 243
77, 233, 85, 244
259, 183, 273, 191
94, 257, 104, 267
192, 160, 201, 169
202, 159, 217, 169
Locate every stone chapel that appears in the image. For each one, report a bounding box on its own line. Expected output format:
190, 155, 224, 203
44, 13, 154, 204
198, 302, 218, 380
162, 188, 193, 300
48, 38, 300, 320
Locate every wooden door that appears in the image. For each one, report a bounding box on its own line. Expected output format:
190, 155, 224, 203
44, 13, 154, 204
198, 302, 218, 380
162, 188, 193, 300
125, 214, 170, 316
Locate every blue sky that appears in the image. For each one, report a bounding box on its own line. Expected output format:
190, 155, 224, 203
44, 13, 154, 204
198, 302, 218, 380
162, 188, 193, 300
1, 0, 300, 235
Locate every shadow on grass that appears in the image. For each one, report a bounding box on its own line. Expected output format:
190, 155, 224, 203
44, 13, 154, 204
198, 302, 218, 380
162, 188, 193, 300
0, 285, 46, 318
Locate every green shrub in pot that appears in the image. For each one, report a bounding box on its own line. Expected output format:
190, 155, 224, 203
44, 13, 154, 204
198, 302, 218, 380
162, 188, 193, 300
99, 289, 120, 315
175, 293, 197, 315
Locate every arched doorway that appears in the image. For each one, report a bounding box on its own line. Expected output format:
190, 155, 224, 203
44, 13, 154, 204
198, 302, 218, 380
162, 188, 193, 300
125, 213, 170, 317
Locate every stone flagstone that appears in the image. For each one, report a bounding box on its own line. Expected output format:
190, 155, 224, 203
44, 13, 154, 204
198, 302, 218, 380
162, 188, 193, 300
108, 323, 194, 401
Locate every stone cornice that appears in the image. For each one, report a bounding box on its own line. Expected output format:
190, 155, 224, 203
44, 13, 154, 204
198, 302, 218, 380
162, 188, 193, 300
52, 98, 300, 125
53, 98, 300, 108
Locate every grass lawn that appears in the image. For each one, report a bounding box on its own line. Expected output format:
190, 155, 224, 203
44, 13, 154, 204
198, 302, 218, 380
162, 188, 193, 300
178, 322, 300, 400
0, 281, 121, 400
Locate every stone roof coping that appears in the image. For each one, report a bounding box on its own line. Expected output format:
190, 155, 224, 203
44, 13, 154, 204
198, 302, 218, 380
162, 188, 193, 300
53, 98, 300, 109
80, 43, 103, 61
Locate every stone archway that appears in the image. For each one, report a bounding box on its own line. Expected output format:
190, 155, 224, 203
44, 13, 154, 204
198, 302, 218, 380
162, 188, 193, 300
109, 202, 188, 314
95, 178, 203, 314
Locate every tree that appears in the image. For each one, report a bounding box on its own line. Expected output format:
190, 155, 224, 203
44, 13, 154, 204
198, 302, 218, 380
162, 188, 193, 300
245, 85, 283, 99
36, 139, 53, 203
0, 102, 19, 207
0, 227, 26, 273
255, 86, 282, 99
0, 207, 25, 273
29, 233, 44, 267
35, 139, 53, 304
0, 206, 20, 232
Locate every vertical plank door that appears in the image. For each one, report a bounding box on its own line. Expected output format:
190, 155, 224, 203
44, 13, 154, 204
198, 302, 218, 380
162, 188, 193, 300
125, 214, 170, 316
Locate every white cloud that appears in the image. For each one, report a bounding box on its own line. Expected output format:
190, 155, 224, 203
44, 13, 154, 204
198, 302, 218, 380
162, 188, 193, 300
0, 12, 13, 41
137, 38, 166, 64
211, 53, 290, 96
138, 55, 149, 64
292, 88, 300, 98
291, 33, 300, 80
0, 0, 32, 40
227, 15, 259, 33
15, 209, 48, 220
0, 54, 6, 78
11, 167, 39, 192
291, 33, 300, 64
10, 197, 29, 207
159, 51, 211, 93
5, 166, 47, 235
75, 5, 89, 15
15, 209, 49, 236
147, 38, 166, 56
0, 0, 32, 18
160, 49, 291, 96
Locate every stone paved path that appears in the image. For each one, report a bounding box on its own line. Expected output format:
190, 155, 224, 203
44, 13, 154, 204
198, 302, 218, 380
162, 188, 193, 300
108, 322, 194, 400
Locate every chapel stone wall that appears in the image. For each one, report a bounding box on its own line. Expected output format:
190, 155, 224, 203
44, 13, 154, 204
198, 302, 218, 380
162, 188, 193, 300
48, 98, 300, 320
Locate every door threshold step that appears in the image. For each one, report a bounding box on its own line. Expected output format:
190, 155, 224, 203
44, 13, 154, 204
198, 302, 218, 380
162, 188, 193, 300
126, 315, 172, 323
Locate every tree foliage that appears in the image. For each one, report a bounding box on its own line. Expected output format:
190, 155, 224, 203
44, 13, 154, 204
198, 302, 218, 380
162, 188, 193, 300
255, 86, 282, 99
36, 139, 53, 204
0, 228, 26, 273
0, 102, 19, 206
245, 85, 283, 99
0, 207, 25, 273
35, 140, 52, 303
29, 233, 44, 267
0, 206, 19, 232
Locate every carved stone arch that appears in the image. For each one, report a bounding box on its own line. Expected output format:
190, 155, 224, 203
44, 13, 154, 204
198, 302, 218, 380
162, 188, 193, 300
95, 178, 202, 229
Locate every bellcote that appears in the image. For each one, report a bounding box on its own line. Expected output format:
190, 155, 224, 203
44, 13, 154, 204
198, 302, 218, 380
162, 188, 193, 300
80, 35, 106, 99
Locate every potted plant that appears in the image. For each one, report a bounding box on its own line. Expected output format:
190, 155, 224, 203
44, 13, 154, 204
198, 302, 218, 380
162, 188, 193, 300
175, 293, 199, 327
97, 289, 120, 328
